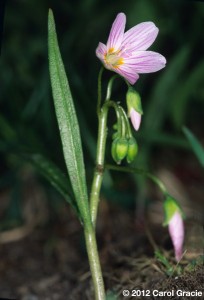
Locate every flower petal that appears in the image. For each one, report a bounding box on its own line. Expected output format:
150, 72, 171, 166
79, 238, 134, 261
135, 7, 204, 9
124, 51, 166, 73
116, 64, 139, 85
168, 211, 184, 261
96, 42, 107, 61
122, 22, 159, 52
107, 13, 126, 51
130, 108, 142, 131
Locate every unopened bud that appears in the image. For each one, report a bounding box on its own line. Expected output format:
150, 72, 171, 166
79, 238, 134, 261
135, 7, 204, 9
111, 138, 128, 164
163, 196, 185, 261
126, 137, 138, 163
126, 87, 143, 131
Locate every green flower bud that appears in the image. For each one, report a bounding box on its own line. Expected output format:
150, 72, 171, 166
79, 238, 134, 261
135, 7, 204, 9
126, 87, 143, 116
126, 137, 138, 163
111, 138, 128, 164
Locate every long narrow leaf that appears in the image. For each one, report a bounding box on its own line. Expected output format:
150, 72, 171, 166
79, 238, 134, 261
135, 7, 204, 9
27, 153, 82, 221
48, 10, 89, 221
183, 126, 204, 167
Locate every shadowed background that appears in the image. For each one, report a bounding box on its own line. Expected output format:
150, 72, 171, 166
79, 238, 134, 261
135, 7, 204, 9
0, 0, 203, 244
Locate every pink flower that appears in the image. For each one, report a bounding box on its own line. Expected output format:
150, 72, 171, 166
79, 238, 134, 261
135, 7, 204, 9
96, 12, 166, 85
130, 108, 142, 131
168, 211, 184, 261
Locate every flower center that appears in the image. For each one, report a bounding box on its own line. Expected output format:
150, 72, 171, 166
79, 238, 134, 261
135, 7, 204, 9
105, 48, 124, 68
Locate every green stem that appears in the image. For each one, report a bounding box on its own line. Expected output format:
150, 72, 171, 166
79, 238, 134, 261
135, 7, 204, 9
84, 221, 105, 300
118, 106, 132, 138
105, 164, 168, 195
90, 101, 123, 226
90, 104, 108, 226
105, 75, 118, 101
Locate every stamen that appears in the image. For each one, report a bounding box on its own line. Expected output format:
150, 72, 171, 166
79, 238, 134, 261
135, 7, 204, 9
108, 48, 115, 54
104, 49, 124, 69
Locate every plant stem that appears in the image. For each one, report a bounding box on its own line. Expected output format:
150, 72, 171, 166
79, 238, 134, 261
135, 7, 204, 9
90, 100, 123, 226
118, 106, 132, 138
105, 164, 168, 195
90, 104, 108, 226
105, 75, 118, 101
84, 220, 105, 300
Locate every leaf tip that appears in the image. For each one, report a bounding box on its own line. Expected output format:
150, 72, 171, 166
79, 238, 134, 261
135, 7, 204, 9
48, 8, 53, 18
48, 8, 55, 32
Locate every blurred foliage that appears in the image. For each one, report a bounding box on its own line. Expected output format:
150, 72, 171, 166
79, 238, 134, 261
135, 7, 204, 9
0, 0, 204, 226
183, 126, 204, 167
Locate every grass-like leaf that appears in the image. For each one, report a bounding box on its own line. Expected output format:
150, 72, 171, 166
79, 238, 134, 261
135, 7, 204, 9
48, 10, 89, 221
27, 153, 82, 222
183, 126, 204, 167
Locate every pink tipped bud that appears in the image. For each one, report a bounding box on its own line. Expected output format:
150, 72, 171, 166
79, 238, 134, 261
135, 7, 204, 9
163, 196, 185, 262
126, 87, 143, 131
168, 211, 184, 261
130, 108, 142, 131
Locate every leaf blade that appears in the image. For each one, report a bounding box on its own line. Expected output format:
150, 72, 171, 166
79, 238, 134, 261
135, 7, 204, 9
48, 10, 89, 221
183, 126, 204, 167
27, 153, 82, 221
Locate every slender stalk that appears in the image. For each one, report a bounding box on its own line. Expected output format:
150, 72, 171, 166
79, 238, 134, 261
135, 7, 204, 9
87, 71, 121, 299
118, 106, 132, 138
105, 75, 118, 101
90, 100, 123, 226
84, 220, 105, 300
105, 164, 168, 195
90, 105, 108, 226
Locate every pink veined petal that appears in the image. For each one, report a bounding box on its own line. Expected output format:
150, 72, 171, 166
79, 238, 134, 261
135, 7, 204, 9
116, 64, 139, 85
124, 51, 166, 73
168, 211, 184, 261
107, 13, 126, 51
130, 108, 142, 131
121, 22, 159, 52
96, 42, 107, 61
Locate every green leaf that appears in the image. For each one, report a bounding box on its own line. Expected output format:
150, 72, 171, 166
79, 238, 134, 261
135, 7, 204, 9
183, 126, 204, 167
48, 10, 89, 221
144, 47, 190, 132
171, 60, 204, 128
26, 153, 82, 221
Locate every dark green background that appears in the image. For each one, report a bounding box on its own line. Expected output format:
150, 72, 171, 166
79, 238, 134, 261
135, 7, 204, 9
0, 0, 203, 226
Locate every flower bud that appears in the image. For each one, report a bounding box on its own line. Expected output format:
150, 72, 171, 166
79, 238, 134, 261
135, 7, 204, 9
111, 137, 128, 164
126, 87, 143, 131
126, 137, 138, 163
163, 196, 185, 261
130, 108, 142, 131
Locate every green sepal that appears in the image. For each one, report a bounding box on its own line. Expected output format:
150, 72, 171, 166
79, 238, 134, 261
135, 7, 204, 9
126, 87, 143, 116
115, 138, 128, 161
163, 195, 185, 226
126, 137, 138, 163
111, 138, 120, 164
111, 137, 128, 164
